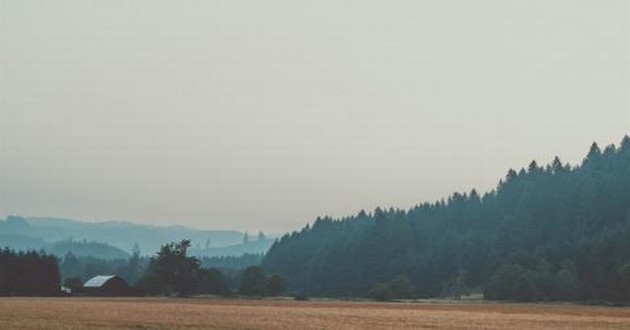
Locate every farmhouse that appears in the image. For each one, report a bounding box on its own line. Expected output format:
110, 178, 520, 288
83, 275, 134, 296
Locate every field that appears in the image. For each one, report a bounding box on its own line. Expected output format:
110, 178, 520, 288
1, 297, 630, 329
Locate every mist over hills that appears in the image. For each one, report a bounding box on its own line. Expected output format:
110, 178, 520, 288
0, 216, 274, 258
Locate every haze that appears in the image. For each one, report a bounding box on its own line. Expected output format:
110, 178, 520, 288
1, 0, 628, 232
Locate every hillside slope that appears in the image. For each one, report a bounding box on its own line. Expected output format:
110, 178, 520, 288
263, 137, 630, 302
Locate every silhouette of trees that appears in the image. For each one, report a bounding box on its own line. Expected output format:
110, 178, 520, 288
266, 274, 286, 296
263, 136, 630, 302
368, 276, 411, 301
0, 248, 60, 296
239, 266, 267, 296
137, 240, 241, 296
197, 268, 229, 295
243, 232, 250, 244
238, 266, 286, 297
142, 240, 200, 296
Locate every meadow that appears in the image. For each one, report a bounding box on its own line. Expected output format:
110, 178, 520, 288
1, 297, 629, 329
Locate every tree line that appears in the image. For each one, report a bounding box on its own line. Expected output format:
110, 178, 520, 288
2, 240, 282, 297
263, 137, 630, 302
135, 239, 284, 297
60, 239, 282, 297
0, 248, 60, 296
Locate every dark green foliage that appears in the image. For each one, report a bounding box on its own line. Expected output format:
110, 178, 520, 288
200, 253, 263, 270
484, 264, 536, 301
0, 248, 60, 296
619, 262, 630, 297
239, 266, 268, 296
142, 240, 200, 296
137, 240, 235, 296
117, 249, 144, 285
59, 251, 149, 286
368, 276, 411, 301
237, 266, 287, 297
60, 252, 82, 279
442, 271, 467, 300
266, 274, 286, 296
484, 260, 582, 301
368, 283, 393, 301
196, 267, 229, 295
263, 137, 630, 302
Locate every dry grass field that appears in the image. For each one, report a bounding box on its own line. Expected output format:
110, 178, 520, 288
1, 297, 629, 329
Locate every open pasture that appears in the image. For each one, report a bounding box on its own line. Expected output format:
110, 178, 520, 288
0, 297, 629, 329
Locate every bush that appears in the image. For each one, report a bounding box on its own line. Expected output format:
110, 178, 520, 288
294, 294, 309, 301
484, 262, 581, 302
266, 274, 286, 296
239, 266, 267, 296
368, 276, 411, 301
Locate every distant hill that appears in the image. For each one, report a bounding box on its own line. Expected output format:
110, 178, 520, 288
0, 234, 128, 260
190, 238, 275, 258
0, 234, 47, 251
45, 239, 129, 259
0, 216, 248, 256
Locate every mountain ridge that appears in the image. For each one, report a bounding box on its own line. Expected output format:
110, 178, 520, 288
0, 216, 253, 256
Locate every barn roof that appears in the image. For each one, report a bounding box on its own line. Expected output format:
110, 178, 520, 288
84, 275, 119, 288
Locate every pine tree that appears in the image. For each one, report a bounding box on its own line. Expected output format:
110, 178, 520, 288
243, 232, 250, 244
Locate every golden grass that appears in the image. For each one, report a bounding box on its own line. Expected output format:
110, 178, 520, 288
0, 297, 629, 329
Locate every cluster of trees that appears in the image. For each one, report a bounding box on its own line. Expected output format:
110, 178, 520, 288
200, 253, 263, 270
136, 240, 229, 296
367, 276, 412, 301
60, 251, 146, 285
57, 243, 267, 295
0, 248, 60, 296
484, 261, 580, 301
136, 240, 284, 297
239, 266, 286, 297
54, 240, 276, 297
263, 137, 630, 302
1, 236, 274, 297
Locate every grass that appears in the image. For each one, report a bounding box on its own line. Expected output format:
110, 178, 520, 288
1, 297, 629, 329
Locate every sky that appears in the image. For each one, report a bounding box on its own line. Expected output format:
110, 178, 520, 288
1, 0, 629, 232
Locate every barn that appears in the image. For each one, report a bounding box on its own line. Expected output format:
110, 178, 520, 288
83, 275, 134, 296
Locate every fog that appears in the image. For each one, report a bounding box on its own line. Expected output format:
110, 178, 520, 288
1, 0, 628, 232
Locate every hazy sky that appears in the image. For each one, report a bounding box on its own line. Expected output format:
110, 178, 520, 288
1, 1, 628, 232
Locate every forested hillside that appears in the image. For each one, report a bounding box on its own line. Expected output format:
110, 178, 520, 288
263, 137, 630, 302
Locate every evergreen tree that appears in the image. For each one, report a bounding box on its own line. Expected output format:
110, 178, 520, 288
0, 249, 60, 296
266, 274, 286, 296
262, 137, 630, 302
144, 240, 200, 296
243, 232, 250, 244
239, 266, 267, 296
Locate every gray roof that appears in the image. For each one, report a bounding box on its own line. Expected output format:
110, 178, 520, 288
84, 275, 118, 288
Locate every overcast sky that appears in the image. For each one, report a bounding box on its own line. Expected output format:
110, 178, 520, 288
1, 0, 628, 232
